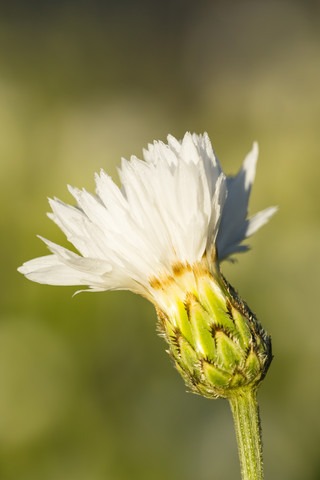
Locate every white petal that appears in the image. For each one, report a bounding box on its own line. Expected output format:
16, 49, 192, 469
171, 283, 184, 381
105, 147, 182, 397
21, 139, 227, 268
38, 236, 112, 275
18, 255, 105, 286
167, 134, 181, 155
217, 142, 261, 260
245, 206, 278, 237
95, 169, 128, 215
179, 132, 200, 164
207, 173, 227, 250
47, 198, 103, 258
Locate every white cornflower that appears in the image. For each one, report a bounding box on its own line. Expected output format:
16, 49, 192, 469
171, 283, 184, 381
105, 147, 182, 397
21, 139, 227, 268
18, 132, 276, 303
19, 131, 276, 470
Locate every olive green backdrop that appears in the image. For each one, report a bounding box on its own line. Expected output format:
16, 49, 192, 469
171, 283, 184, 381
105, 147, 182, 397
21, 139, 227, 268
1, 1, 320, 479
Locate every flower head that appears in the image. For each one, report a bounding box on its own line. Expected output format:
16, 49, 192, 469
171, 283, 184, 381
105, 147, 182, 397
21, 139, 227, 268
18, 132, 277, 398
18, 132, 276, 303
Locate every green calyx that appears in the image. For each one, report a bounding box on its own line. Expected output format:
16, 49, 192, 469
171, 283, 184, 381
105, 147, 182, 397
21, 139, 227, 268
157, 268, 272, 399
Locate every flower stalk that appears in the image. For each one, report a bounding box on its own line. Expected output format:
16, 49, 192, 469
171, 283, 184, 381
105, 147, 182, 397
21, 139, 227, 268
229, 388, 263, 480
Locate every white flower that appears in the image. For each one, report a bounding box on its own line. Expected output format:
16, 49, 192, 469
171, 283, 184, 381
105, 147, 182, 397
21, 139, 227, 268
18, 132, 276, 300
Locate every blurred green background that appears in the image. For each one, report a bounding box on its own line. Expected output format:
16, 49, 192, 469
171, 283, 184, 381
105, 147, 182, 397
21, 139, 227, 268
2, 0, 320, 478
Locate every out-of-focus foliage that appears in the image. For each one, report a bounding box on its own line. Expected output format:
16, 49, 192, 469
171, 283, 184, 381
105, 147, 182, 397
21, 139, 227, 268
2, 1, 320, 479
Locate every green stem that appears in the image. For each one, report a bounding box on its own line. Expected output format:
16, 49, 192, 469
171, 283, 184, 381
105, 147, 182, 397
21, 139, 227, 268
229, 388, 264, 480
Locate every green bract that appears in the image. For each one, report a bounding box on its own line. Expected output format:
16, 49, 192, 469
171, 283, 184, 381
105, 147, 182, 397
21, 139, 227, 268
157, 264, 272, 399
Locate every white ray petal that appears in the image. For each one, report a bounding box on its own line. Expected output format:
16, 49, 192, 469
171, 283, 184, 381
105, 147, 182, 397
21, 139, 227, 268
217, 142, 260, 259
167, 134, 181, 156
245, 206, 278, 238
18, 255, 106, 286
38, 236, 112, 275
207, 173, 227, 251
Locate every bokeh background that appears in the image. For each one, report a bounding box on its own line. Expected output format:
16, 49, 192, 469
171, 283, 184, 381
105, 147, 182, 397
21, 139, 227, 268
2, 0, 320, 479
